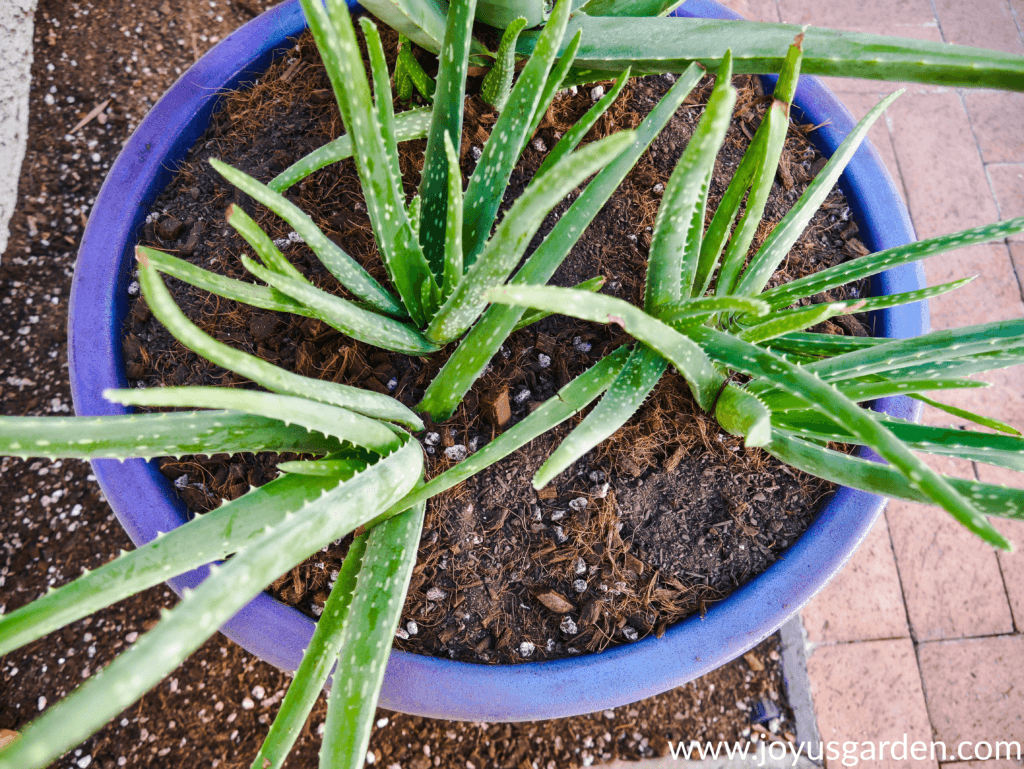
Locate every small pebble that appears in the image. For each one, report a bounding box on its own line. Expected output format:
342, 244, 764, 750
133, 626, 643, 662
574, 557, 587, 575
573, 579, 587, 593
537, 353, 551, 368
127, 280, 140, 296
662, 72, 677, 84
241, 697, 255, 710
569, 497, 588, 511
386, 377, 397, 391
251, 685, 265, 700
406, 620, 419, 636
395, 627, 409, 640
530, 137, 547, 153
513, 388, 532, 404
560, 616, 579, 635
572, 336, 592, 353
423, 432, 440, 446
444, 444, 468, 462
38, 696, 46, 711
590, 85, 605, 102
469, 145, 482, 161
552, 525, 568, 543
519, 641, 535, 657
653, 182, 664, 193
550, 509, 565, 521
622, 626, 638, 641
376, 717, 389, 728
426, 587, 447, 601
77, 757, 92, 769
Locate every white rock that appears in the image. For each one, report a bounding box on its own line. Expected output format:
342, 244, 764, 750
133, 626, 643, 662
537, 353, 551, 368
406, 620, 419, 636
426, 587, 447, 601
241, 697, 255, 710
560, 616, 578, 635
569, 497, 588, 511
519, 640, 535, 657
444, 444, 468, 462
590, 85, 605, 102
622, 626, 638, 641
573, 579, 587, 593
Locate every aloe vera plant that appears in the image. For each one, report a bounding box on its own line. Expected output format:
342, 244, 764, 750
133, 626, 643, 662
4, 0, 1024, 764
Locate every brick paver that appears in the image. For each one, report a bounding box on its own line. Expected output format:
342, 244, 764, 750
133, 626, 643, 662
918, 635, 1024, 749
962, 92, 1024, 163
987, 163, 1024, 241
801, 515, 910, 644
807, 639, 936, 769
932, 0, 1024, 54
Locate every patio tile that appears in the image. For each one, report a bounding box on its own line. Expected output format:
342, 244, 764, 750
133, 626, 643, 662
717, 0, 780, 22
886, 455, 1014, 642
826, 91, 903, 189
976, 464, 1024, 632
918, 635, 1024, 749
987, 163, 1024, 242
806, 639, 936, 769
962, 91, 1024, 163
775, 0, 936, 37
801, 514, 910, 644
932, 0, 1024, 54
886, 93, 1000, 240
1011, 241, 1024, 284
923, 242, 1023, 329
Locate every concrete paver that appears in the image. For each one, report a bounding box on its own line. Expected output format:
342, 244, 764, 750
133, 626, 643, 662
801, 515, 910, 644
918, 635, 1024, 749
806, 639, 937, 769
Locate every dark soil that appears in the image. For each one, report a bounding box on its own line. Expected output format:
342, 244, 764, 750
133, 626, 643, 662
125, 28, 866, 664
0, 0, 863, 766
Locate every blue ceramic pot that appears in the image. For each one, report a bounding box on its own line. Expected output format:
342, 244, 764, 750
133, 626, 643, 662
70, 0, 925, 721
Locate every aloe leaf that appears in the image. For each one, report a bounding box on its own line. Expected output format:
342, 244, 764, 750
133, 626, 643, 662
774, 412, 1024, 472
417, 0, 478, 275
0, 439, 422, 769
764, 332, 883, 358
526, 30, 585, 140
0, 409, 339, 462
646, 52, 736, 308
711, 41, 802, 296
481, 17, 529, 111
760, 377, 989, 412
910, 394, 1022, 435
736, 302, 851, 343
686, 325, 1007, 548
517, 16, 1024, 91
240, 255, 440, 355
129, 246, 308, 321
579, 0, 684, 15
277, 458, 369, 476
657, 295, 771, 324
757, 217, 1024, 310
535, 344, 667, 488
878, 347, 1024, 383
512, 275, 606, 332
210, 159, 405, 317
368, 346, 631, 529
461, 0, 574, 267
394, 48, 414, 101
251, 532, 369, 769
804, 318, 1024, 384
320, 501, 426, 769
269, 108, 431, 193
476, 0, 545, 29
767, 432, 1023, 524
0, 468, 347, 658
716, 384, 772, 447
534, 69, 630, 180
397, 37, 437, 99
355, 0, 447, 52
361, 18, 404, 194
137, 260, 424, 430
487, 285, 724, 409
301, 0, 434, 325
746, 279, 975, 328
225, 207, 311, 283
735, 92, 900, 295
417, 66, 702, 420
441, 133, 465, 301
107, 386, 404, 455
426, 131, 636, 344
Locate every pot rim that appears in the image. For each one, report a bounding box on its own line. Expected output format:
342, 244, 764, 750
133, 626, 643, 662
69, 0, 925, 722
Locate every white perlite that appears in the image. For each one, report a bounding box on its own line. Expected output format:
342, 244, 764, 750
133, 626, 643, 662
0, 0, 37, 260
519, 640, 535, 657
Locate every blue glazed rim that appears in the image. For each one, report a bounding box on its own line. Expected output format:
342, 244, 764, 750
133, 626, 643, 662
69, 0, 926, 722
